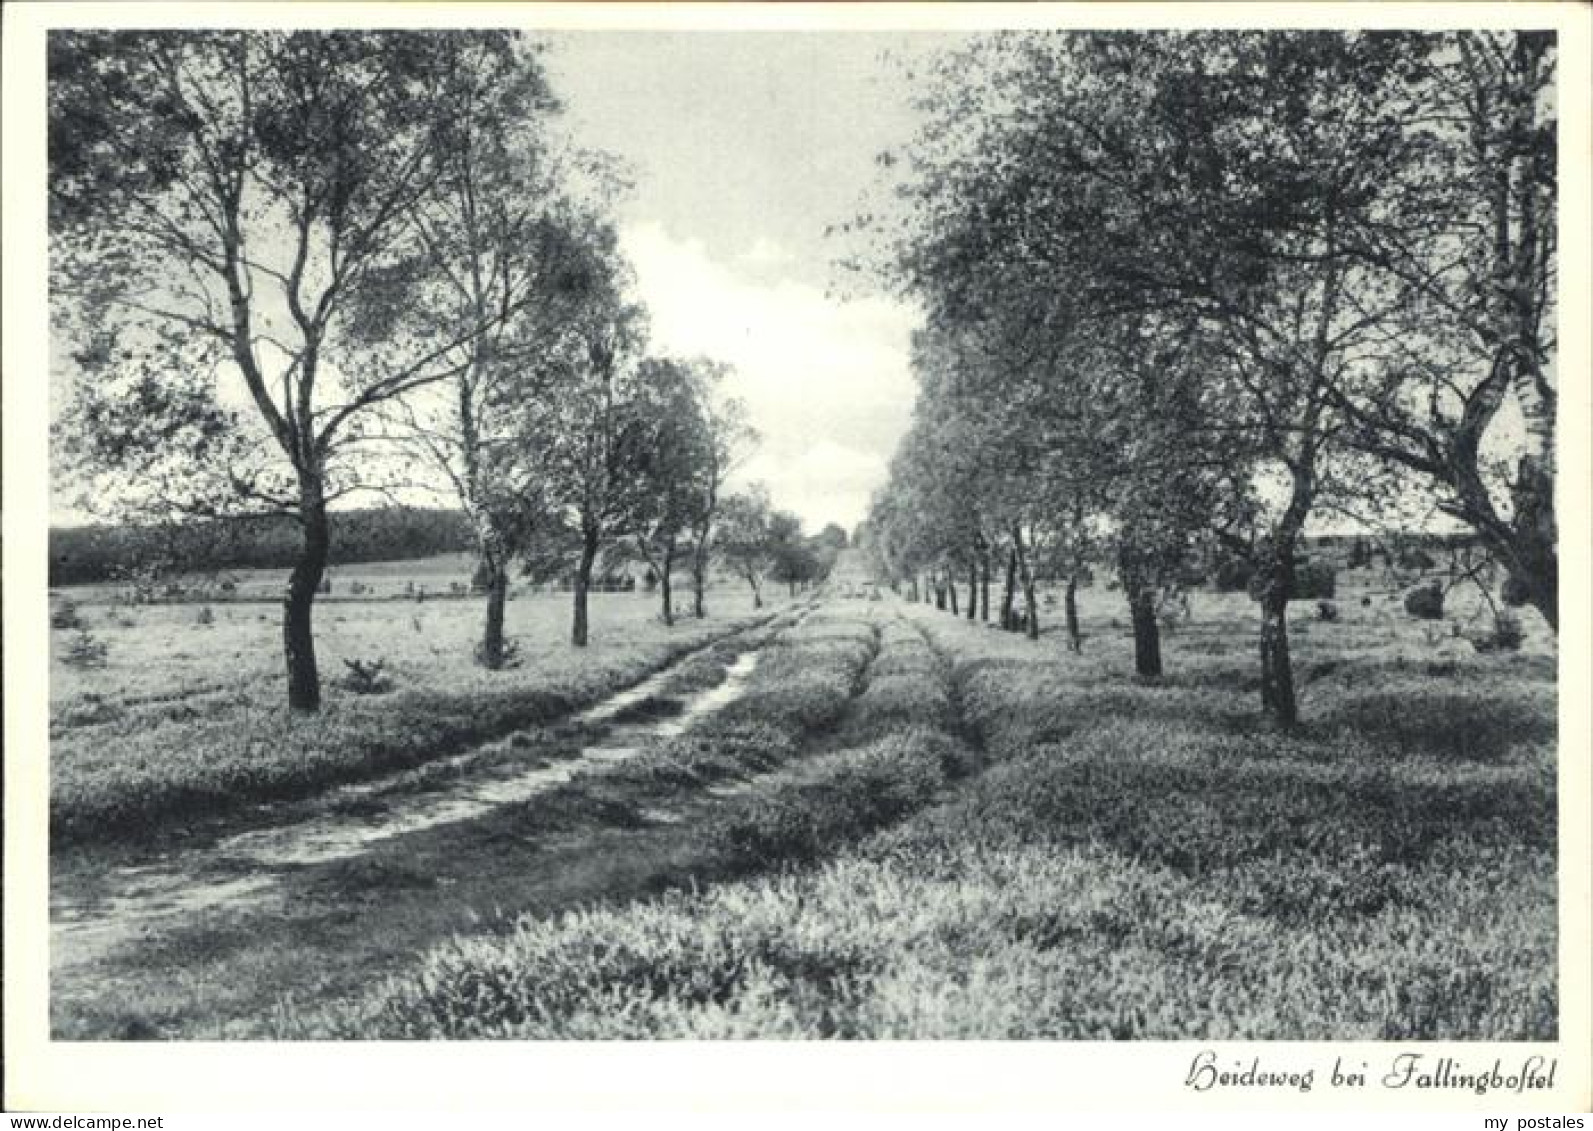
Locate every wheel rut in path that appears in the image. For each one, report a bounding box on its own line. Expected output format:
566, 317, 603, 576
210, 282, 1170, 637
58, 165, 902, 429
702, 606, 982, 827
696, 610, 887, 803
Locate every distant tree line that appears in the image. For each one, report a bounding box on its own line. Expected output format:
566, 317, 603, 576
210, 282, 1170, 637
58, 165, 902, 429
49, 507, 475, 586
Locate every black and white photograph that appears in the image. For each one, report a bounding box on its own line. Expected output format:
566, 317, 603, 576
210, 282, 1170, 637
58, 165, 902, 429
4, 0, 1590, 1115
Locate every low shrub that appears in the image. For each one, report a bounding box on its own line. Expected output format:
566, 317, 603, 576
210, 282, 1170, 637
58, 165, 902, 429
1472, 612, 1524, 654
59, 629, 108, 669
846, 673, 954, 740
607, 722, 798, 789
1501, 575, 1532, 608
718, 625, 873, 735
1295, 561, 1337, 600
195, 605, 215, 626
707, 728, 964, 869
1316, 600, 1339, 622
51, 598, 85, 631
845, 630, 951, 740
1404, 582, 1445, 620
1246, 560, 1336, 601
1163, 590, 1192, 626
340, 658, 394, 695
55, 692, 123, 729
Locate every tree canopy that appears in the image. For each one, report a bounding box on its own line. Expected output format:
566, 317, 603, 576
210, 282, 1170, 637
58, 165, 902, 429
859, 30, 1558, 725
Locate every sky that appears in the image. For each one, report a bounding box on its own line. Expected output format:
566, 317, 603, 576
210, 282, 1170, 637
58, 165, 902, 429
541, 32, 963, 534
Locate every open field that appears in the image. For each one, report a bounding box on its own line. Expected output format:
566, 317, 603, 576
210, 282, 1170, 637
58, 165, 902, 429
50, 567, 772, 711
49, 579, 786, 846
46, 553, 1556, 1040
53, 550, 748, 606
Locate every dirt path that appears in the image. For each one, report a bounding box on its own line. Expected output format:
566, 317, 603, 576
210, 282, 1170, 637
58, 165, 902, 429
50, 605, 819, 1037
51, 600, 964, 1040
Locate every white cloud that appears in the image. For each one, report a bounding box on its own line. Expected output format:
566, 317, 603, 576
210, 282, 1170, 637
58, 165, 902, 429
739, 236, 795, 268
736, 441, 889, 533
622, 222, 915, 531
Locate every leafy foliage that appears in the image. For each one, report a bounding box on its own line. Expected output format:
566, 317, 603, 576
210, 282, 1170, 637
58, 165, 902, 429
856, 30, 1558, 723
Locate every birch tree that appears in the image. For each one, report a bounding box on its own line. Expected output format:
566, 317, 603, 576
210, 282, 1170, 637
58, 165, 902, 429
50, 30, 554, 709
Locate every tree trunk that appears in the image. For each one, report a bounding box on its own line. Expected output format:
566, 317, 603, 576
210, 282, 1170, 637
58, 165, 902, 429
966, 561, 978, 621
1012, 525, 1039, 640
284, 476, 331, 712
948, 575, 960, 616
979, 550, 991, 623
691, 540, 709, 619
1257, 546, 1299, 727
909, 577, 920, 603
1000, 547, 1017, 630
1064, 574, 1081, 653
1499, 35, 1557, 632
478, 557, 510, 670
1507, 456, 1558, 631
1259, 586, 1297, 727
934, 580, 947, 611
1128, 586, 1161, 678
1116, 547, 1161, 677
572, 529, 599, 647
660, 547, 675, 626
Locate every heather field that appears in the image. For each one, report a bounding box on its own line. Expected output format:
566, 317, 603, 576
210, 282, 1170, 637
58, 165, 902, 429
48, 576, 787, 846
45, 556, 1559, 1042
276, 576, 1556, 1041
